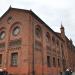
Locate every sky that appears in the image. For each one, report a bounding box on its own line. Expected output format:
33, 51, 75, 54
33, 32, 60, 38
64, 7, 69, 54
0, 0, 75, 45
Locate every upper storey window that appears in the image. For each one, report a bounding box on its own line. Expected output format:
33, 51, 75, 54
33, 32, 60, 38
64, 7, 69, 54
12, 26, 20, 36
35, 25, 42, 38
46, 32, 50, 43
11, 22, 21, 36
0, 31, 5, 40
56, 40, 59, 46
7, 16, 12, 24
52, 36, 55, 44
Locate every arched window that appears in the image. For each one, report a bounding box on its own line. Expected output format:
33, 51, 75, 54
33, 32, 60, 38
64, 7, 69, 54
11, 22, 21, 36
35, 25, 42, 50
52, 36, 55, 44
12, 26, 20, 36
0, 31, 5, 40
53, 57, 56, 67
58, 58, 60, 66
56, 40, 59, 46
35, 25, 42, 38
0, 27, 6, 40
46, 32, 50, 43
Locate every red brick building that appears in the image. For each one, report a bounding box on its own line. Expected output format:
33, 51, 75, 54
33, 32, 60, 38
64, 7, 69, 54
57, 25, 75, 72
0, 7, 75, 75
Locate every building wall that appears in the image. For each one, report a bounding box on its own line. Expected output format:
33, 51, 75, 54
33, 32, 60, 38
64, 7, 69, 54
66, 41, 75, 71
60, 26, 75, 72
0, 8, 75, 75
0, 9, 34, 75
31, 14, 64, 75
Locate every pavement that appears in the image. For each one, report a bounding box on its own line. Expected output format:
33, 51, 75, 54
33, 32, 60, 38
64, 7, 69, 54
72, 72, 75, 75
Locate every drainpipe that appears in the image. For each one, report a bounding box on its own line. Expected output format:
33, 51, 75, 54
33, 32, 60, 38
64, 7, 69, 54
32, 14, 35, 75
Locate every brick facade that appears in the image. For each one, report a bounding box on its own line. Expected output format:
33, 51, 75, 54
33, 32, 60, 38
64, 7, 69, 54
0, 7, 74, 75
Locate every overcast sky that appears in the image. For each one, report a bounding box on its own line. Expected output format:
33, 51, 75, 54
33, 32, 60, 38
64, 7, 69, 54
0, 0, 75, 45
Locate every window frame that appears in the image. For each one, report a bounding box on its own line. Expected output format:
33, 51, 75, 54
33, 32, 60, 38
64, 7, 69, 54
11, 52, 18, 66
35, 25, 42, 39
12, 26, 20, 36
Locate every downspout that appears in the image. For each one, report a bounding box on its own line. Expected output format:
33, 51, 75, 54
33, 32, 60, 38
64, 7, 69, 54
32, 13, 35, 75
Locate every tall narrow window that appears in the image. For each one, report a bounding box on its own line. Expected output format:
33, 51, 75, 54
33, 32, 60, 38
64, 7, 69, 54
0, 54, 2, 65
52, 36, 55, 44
11, 53, 18, 66
58, 58, 60, 66
35, 25, 42, 38
47, 56, 51, 67
53, 57, 56, 67
46, 32, 50, 43
56, 40, 59, 47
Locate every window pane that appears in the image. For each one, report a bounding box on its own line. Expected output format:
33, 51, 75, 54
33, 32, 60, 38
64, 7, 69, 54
13, 26, 20, 36
47, 56, 51, 67
58, 59, 60, 66
11, 53, 18, 66
53, 57, 56, 67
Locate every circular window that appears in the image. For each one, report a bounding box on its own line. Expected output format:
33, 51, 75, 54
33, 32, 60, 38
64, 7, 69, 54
0, 31, 5, 40
13, 26, 20, 36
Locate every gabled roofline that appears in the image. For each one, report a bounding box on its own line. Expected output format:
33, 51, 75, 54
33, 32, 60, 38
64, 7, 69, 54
29, 10, 64, 41
0, 6, 11, 21
0, 7, 30, 21
0, 7, 64, 41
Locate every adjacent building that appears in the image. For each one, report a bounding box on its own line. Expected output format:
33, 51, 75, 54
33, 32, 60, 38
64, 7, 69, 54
0, 7, 74, 75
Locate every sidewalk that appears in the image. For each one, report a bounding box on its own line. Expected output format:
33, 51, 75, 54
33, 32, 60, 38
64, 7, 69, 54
72, 72, 75, 75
